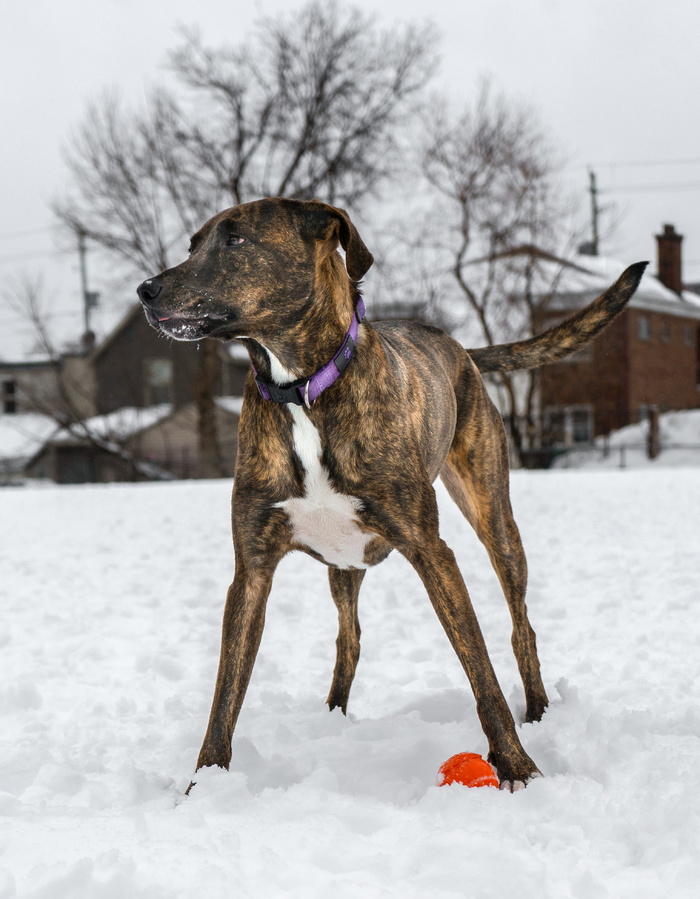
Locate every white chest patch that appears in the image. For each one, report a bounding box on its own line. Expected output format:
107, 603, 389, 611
277, 405, 372, 569
260, 344, 373, 569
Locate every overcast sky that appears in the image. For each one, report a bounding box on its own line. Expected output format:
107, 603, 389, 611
2, 0, 700, 355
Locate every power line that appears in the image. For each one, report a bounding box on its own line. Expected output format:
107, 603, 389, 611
602, 182, 700, 193
0, 249, 68, 264
0, 227, 54, 241
574, 156, 700, 170
0, 310, 81, 327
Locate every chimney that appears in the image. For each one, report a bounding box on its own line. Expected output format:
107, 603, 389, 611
656, 223, 683, 294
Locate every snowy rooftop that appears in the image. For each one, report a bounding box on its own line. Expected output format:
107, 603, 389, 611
46, 405, 175, 446
0, 412, 58, 460
535, 252, 700, 318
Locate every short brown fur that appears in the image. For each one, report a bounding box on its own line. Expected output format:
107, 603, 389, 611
137, 198, 646, 791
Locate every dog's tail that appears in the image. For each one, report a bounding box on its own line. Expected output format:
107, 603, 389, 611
466, 261, 648, 373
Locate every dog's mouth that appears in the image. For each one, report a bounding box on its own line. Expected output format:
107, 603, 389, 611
157, 315, 209, 341
144, 307, 233, 342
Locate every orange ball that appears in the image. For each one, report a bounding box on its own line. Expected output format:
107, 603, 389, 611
438, 753, 499, 789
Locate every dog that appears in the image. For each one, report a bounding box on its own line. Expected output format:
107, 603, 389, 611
137, 198, 646, 790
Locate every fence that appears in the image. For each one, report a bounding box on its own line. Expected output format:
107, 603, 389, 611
519, 441, 700, 469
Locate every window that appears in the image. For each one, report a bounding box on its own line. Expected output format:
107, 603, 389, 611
144, 359, 173, 406
2, 379, 17, 414
543, 406, 594, 447
637, 315, 652, 341
684, 325, 693, 347
571, 408, 594, 444
543, 410, 566, 447
660, 318, 670, 344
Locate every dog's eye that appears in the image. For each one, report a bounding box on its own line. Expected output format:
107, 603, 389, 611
227, 235, 246, 247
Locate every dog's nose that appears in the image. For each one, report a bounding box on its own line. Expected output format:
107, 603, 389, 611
137, 277, 163, 304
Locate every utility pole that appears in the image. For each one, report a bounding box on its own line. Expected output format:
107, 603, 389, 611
77, 228, 99, 345
588, 169, 600, 256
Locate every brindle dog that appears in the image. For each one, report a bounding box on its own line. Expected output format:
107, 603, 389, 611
137, 198, 646, 790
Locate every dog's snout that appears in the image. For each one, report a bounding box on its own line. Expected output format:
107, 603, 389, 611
137, 277, 163, 305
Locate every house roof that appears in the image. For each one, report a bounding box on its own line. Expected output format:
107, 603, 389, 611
90, 304, 144, 360
542, 253, 700, 320
30, 399, 243, 451
0, 284, 137, 364
0, 413, 58, 461
0, 357, 57, 372
45, 404, 176, 445
450, 242, 700, 322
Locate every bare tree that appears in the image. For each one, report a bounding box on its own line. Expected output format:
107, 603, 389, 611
53, 1, 436, 477
419, 81, 583, 460
3, 278, 175, 481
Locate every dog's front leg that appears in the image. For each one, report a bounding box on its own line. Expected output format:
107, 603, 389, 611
327, 568, 366, 714
193, 556, 279, 775
403, 538, 541, 789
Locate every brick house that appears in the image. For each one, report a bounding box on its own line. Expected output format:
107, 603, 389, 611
536, 225, 700, 448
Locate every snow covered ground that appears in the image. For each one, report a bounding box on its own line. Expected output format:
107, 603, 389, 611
554, 409, 700, 470
1, 467, 699, 897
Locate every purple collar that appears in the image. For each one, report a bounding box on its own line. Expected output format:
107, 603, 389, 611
254, 297, 366, 408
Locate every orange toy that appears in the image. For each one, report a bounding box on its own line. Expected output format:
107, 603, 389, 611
438, 753, 499, 788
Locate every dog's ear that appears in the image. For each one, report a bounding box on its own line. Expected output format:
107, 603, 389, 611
331, 206, 374, 282
304, 201, 374, 282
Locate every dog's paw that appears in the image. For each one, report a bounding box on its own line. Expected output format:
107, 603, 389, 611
489, 750, 542, 790
524, 697, 549, 724
499, 771, 542, 792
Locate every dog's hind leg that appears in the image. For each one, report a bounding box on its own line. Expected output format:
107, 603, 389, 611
441, 396, 549, 724
401, 531, 540, 787
327, 568, 365, 714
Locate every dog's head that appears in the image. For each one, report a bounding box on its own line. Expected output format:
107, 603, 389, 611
136, 198, 373, 343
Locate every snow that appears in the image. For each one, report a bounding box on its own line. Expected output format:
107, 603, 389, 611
215, 395, 244, 416
0, 413, 57, 460
554, 409, 700, 470
552, 253, 700, 312
448, 254, 700, 347
47, 405, 174, 444
2, 468, 699, 897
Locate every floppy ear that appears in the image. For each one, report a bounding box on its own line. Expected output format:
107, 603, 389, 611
304, 201, 374, 282
331, 206, 374, 281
